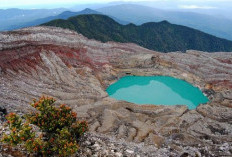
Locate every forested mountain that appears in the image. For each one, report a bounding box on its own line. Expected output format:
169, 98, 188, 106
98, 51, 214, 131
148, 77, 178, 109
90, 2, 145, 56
97, 4, 232, 41
42, 14, 232, 52
1, 8, 128, 31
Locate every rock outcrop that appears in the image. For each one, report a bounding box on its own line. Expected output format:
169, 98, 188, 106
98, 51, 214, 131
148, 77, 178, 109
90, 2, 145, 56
0, 27, 232, 156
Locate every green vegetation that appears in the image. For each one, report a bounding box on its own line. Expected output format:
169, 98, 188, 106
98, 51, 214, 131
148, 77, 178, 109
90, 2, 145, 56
42, 14, 232, 52
97, 4, 232, 41
1, 96, 88, 157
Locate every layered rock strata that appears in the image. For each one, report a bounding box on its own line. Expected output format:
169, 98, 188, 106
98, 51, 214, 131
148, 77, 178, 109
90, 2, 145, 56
0, 27, 232, 156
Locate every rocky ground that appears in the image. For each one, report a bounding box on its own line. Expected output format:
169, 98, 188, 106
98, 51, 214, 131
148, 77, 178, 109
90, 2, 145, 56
0, 27, 232, 156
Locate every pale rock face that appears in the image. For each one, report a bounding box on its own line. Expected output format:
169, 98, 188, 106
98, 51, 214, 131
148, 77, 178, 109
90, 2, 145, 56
0, 26, 232, 156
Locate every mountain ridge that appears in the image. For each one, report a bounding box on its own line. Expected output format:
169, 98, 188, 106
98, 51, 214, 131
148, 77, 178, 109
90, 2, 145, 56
42, 14, 232, 52
3, 8, 129, 31
97, 4, 232, 41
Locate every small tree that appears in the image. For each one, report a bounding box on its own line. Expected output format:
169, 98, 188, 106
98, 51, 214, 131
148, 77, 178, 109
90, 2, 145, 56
1, 96, 88, 156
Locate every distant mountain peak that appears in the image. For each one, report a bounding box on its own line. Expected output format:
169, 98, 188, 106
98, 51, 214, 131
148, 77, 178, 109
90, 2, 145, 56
80, 8, 99, 13
159, 20, 170, 24
82, 8, 94, 12
60, 11, 76, 14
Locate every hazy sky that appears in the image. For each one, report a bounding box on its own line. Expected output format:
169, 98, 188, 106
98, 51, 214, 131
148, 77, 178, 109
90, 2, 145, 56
1, 0, 231, 9
0, 0, 146, 8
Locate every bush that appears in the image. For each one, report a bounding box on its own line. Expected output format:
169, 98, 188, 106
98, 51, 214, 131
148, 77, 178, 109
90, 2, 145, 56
1, 96, 88, 156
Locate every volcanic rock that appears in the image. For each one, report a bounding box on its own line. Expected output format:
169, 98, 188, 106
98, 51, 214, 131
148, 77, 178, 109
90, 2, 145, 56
0, 26, 232, 156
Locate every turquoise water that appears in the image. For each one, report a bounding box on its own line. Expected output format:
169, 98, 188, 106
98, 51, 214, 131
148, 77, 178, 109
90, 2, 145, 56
106, 76, 209, 109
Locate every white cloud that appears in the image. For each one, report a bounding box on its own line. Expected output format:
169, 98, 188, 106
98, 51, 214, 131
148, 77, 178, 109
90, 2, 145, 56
179, 5, 217, 9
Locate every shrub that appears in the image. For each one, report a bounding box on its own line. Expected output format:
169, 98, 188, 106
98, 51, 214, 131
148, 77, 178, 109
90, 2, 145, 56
1, 96, 88, 156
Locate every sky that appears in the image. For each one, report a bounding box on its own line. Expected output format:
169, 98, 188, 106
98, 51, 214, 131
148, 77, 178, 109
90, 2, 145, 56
0, 0, 231, 9
0, 0, 147, 8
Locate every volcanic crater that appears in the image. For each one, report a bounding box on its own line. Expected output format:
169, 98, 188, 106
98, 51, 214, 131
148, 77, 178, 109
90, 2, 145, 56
0, 27, 232, 156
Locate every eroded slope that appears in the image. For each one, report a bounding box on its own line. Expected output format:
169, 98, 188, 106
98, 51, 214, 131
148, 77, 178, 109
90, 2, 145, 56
0, 27, 232, 156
